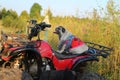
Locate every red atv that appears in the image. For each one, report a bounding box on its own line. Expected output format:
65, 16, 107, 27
0, 20, 112, 79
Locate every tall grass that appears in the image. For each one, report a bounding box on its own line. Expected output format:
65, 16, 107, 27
47, 17, 120, 80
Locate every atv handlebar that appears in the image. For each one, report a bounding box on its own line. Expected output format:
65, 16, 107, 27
35, 22, 51, 31
28, 22, 51, 40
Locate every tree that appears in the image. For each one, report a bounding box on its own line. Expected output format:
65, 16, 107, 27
19, 10, 30, 21
1, 8, 7, 18
6, 9, 18, 19
2, 9, 18, 27
107, 0, 115, 16
93, 8, 98, 20
30, 3, 42, 19
2, 15, 14, 27
106, 0, 120, 24
0, 10, 2, 19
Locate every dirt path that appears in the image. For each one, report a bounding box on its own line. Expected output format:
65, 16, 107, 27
0, 68, 33, 80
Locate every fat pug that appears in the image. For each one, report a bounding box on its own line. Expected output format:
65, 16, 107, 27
54, 26, 88, 54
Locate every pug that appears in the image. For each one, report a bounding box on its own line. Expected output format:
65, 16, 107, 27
54, 26, 88, 54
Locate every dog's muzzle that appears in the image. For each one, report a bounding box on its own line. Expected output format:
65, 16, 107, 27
53, 29, 59, 34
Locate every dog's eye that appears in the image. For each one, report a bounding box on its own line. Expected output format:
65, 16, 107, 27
56, 28, 60, 31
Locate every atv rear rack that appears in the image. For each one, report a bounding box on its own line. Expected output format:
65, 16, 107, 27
85, 42, 113, 58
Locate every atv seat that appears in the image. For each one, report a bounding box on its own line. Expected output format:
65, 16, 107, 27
53, 50, 89, 60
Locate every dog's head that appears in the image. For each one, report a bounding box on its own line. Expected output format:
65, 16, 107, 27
53, 26, 66, 39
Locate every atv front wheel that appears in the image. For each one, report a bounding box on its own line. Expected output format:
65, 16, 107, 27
9, 50, 42, 80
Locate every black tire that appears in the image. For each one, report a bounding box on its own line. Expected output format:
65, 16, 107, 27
78, 72, 105, 80
72, 62, 105, 80
7, 50, 42, 80
20, 51, 42, 79
73, 62, 88, 74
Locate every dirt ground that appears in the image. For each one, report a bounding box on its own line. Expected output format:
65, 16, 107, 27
0, 68, 103, 80
0, 68, 33, 80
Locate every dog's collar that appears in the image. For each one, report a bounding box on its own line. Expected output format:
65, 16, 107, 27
66, 35, 74, 40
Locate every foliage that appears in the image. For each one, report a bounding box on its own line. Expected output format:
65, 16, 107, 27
92, 8, 100, 20
30, 3, 42, 19
2, 15, 14, 27
1, 8, 7, 18
106, 0, 120, 24
2, 9, 18, 28
19, 10, 30, 21
6, 10, 18, 19
0, 10, 2, 19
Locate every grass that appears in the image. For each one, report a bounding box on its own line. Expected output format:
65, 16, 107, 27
49, 17, 120, 80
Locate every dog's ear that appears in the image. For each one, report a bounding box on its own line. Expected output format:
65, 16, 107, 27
62, 27, 65, 33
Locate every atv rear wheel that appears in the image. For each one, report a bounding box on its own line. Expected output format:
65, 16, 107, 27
79, 72, 105, 80
73, 62, 105, 80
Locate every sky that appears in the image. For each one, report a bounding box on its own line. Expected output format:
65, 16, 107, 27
0, 0, 119, 17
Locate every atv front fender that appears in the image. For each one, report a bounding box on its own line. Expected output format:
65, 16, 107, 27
8, 47, 42, 77
10, 47, 41, 59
